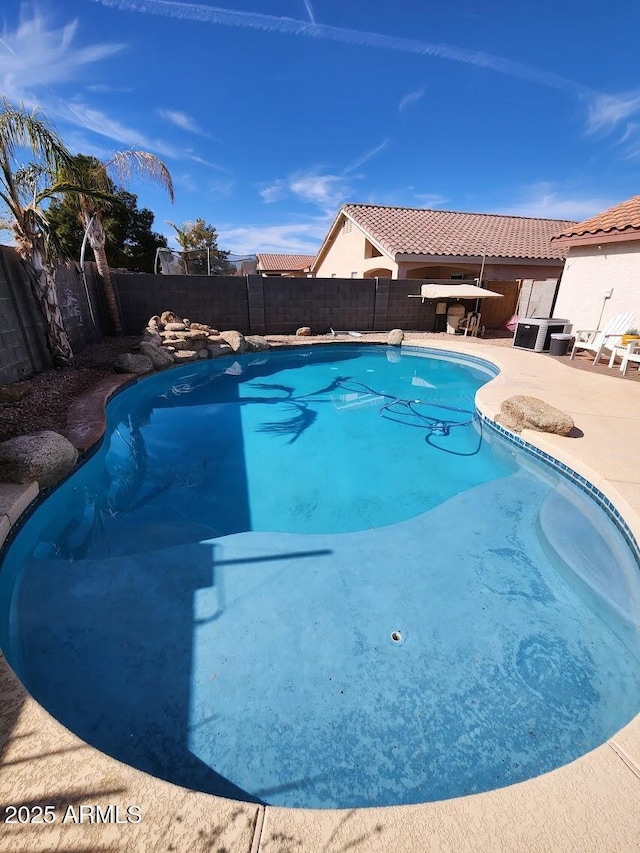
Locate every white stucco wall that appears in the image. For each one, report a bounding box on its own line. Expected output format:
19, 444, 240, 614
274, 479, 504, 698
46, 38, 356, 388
314, 221, 396, 278
553, 241, 640, 330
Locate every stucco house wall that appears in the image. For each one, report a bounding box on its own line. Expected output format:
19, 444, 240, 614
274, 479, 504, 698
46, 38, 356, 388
553, 241, 640, 330
314, 220, 396, 279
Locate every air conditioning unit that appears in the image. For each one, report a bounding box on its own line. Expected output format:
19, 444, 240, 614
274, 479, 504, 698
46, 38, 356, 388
513, 318, 572, 352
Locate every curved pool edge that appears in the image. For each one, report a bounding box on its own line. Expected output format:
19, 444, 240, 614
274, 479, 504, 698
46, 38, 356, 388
2, 336, 640, 852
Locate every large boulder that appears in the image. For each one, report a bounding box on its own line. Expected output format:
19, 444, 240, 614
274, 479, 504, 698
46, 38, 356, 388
114, 353, 154, 375
165, 322, 186, 331
245, 335, 271, 351
142, 331, 163, 347
140, 341, 174, 369
387, 329, 404, 346
0, 431, 78, 487
173, 350, 199, 363
496, 395, 574, 436
160, 311, 180, 325
220, 330, 247, 353
296, 326, 311, 336
207, 343, 233, 358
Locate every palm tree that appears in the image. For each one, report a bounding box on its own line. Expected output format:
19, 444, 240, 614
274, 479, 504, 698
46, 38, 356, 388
73, 152, 174, 335
0, 100, 82, 365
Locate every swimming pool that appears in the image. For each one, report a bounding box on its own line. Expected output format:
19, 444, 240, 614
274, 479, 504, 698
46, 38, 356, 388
1, 344, 639, 809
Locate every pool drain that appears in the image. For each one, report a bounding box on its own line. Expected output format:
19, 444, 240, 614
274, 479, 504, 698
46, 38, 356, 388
391, 631, 402, 643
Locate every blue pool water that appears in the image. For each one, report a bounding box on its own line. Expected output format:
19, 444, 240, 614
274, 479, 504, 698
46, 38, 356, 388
1, 344, 640, 809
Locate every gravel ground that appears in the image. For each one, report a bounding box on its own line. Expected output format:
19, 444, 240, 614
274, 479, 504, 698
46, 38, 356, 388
0, 336, 139, 443
2, 328, 634, 444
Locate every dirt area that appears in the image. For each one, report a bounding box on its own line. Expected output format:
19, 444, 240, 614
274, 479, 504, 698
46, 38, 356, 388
0, 329, 637, 444
0, 336, 139, 443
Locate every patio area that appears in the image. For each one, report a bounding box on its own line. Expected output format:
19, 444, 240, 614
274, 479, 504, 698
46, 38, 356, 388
1, 335, 639, 853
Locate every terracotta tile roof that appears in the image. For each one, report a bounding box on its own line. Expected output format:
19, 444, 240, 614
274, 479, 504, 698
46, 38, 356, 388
257, 253, 316, 271
552, 195, 640, 241
342, 204, 575, 260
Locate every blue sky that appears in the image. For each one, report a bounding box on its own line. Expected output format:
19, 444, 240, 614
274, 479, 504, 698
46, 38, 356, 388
1, 1, 639, 255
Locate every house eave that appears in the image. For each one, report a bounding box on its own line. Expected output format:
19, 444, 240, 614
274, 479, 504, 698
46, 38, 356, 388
393, 253, 564, 266
551, 230, 640, 249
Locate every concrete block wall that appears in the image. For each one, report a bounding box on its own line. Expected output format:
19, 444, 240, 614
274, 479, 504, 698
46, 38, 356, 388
262, 277, 376, 334
112, 273, 250, 335
0, 247, 107, 384
386, 280, 435, 331
0, 247, 50, 384
56, 262, 106, 348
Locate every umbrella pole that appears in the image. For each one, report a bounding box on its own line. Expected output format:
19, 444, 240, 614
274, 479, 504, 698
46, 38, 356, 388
478, 241, 488, 288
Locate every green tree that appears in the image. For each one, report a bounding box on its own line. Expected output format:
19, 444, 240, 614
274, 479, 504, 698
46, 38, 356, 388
48, 184, 167, 273
0, 101, 109, 365
56, 151, 174, 335
167, 217, 235, 275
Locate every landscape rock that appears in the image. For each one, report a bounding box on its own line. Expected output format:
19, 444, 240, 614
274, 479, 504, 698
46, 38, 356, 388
140, 341, 174, 369
173, 350, 199, 363
0, 384, 31, 404
245, 335, 271, 351
190, 322, 214, 332
0, 430, 78, 487
160, 311, 180, 325
198, 349, 208, 359
165, 322, 186, 331
496, 395, 574, 436
387, 328, 404, 346
114, 353, 154, 375
296, 326, 312, 336
207, 343, 232, 358
142, 331, 163, 346
220, 330, 247, 353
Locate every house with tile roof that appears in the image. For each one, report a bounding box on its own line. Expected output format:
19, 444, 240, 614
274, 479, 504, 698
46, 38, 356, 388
311, 204, 574, 283
256, 253, 316, 276
551, 195, 640, 331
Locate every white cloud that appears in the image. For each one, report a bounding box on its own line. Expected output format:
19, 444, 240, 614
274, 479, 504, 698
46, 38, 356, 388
499, 183, 614, 221
289, 172, 352, 211
0, 8, 223, 171
220, 221, 327, 254
587, 91, 640, 134
209, 178, 234, 199
85, 83, 133, 93
259, 170, 353, 213
158, 108, 205, 135
259, 180, 286, 203
414, 192, 447, 208
0, 7, 123, 99
398, 88, 425, 113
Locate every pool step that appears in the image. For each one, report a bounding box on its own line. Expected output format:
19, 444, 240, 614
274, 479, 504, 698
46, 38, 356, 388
537, 482, 640, 626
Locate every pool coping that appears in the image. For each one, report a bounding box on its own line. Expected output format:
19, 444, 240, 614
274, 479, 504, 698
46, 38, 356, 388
2, 336, 640, 852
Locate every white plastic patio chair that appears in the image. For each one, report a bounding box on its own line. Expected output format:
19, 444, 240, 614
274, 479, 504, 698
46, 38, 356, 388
620, 340, 640, 376
570, 311, 636, 364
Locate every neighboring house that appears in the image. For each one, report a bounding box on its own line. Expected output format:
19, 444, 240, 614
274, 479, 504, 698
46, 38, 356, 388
551, 195, 640, 331
256, 253, 316, 276
311, 204, 574, 282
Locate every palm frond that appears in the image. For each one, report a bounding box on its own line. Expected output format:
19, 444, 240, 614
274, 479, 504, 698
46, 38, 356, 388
0, 99, 73, 174
106, 150, 175, 202
36, 181, 115, 208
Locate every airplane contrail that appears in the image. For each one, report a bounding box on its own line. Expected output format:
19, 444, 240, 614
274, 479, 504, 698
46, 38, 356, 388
93, 0, 594, 100
303, 0, 315, 25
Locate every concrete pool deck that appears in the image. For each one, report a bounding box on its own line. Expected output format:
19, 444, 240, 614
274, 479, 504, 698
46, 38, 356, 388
1, 336, 639, 852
